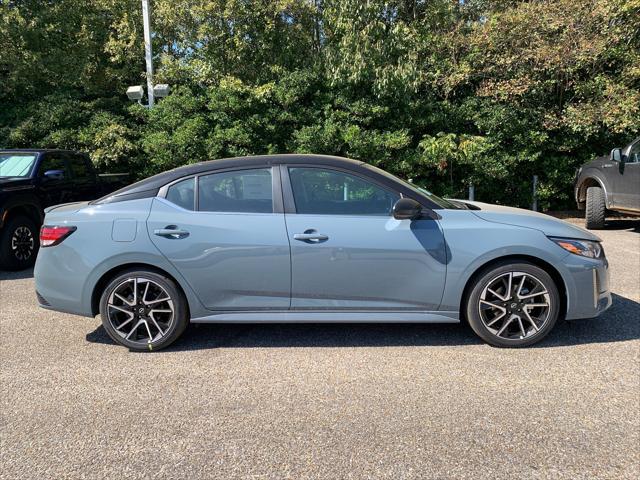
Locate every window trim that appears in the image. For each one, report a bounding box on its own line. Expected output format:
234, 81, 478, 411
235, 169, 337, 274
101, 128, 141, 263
280, 164, 402, 216
158, 166, 283, 214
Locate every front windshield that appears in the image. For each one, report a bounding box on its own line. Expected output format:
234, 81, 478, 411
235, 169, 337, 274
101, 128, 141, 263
364, 164, 461, 209
0, 154, 37, 178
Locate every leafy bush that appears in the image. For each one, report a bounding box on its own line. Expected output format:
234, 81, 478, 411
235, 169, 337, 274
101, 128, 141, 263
1, 0, 638, 209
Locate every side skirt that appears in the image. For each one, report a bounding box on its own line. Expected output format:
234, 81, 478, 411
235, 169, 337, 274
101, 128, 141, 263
190, 311, 460, 324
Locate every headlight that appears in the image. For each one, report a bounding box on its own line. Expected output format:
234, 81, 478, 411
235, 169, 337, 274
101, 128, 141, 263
550, 237, 602, 258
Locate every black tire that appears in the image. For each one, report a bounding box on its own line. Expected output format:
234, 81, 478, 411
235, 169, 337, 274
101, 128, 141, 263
465, 262, 560, 348
99, 269, 189, 352
0, 215, 39, 271
585, 186, 606, 230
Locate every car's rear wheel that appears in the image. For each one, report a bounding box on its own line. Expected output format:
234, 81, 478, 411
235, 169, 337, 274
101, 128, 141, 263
0, 215, 39, 271
465, 262, 560, 347
99, 269, 189, 351
585, 186, 606, 230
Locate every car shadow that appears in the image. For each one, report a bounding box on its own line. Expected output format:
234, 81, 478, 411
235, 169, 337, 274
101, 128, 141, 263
85, 293, 639, 351
0, 267, 34, 280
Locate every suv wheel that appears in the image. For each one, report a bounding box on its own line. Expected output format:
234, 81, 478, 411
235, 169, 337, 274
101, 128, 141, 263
99, 269, 189, 351
0, 215, 39, 270
585, 186, 606, 229
465, 262, 560, 347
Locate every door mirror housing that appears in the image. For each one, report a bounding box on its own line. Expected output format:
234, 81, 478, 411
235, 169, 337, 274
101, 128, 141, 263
393, 197, 423, 220
610, 148, 623, 162
43, 169, 65, 181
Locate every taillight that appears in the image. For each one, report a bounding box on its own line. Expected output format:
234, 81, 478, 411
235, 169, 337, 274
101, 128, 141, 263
40, 225, 77, 247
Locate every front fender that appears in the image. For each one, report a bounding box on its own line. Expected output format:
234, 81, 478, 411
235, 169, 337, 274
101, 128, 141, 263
437, 210, 575, 313
0, 192, 43, 228
575, 169, 612, 208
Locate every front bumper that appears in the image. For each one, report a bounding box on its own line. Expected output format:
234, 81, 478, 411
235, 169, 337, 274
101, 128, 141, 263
562, 254, 611, 320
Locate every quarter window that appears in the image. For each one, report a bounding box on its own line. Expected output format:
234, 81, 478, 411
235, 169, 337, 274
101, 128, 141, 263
166, 177, 195, 210
288, 167, 399, 215
198, 168, 273, 213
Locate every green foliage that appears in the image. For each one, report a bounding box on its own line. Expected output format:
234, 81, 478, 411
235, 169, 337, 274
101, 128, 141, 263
1, 0, 638, 209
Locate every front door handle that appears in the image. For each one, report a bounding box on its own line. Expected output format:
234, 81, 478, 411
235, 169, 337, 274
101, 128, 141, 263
294, 229, 329, 243
154, 225, 190, 239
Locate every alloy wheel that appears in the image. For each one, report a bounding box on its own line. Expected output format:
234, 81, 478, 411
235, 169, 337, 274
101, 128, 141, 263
478, 271, 552, 340
11, 226, 34, 261
107, 277, 175, 345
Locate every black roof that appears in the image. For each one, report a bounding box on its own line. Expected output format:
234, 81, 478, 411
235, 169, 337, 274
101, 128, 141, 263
101, 154, 366, 199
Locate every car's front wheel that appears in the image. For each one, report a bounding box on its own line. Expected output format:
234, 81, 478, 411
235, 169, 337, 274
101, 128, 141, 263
99, 269, 189, 351
465, 262, 560, 347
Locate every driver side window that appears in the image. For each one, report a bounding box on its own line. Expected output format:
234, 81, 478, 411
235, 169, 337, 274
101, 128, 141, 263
38, 155, 67, 178
288, 167, 400, 216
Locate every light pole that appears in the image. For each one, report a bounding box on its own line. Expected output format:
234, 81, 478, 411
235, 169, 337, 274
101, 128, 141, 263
142, 0, 154, 108
126, 1, 170, 107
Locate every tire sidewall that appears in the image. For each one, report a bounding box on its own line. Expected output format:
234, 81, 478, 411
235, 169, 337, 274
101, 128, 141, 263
465, 262, 560, 347
99, 269, 188, 352
0, 216, 39, 270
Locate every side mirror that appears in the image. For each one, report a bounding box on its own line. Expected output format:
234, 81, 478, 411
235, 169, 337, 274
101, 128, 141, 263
610, 148, 623, 162
393, 197, 422, 220
43, 169, 65, 181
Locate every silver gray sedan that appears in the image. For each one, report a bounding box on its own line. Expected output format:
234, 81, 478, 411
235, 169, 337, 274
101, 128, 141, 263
34, 155, 611, 351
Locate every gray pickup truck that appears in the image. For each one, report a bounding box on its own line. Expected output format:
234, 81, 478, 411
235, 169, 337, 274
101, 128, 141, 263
575, 137, 640, 229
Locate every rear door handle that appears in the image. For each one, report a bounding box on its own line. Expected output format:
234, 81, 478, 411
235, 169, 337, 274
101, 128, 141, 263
294, 229, 329, 243
154, 225, 189, 239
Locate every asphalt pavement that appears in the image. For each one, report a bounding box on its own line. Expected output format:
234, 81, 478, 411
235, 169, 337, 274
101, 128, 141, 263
1, 218, 638, 479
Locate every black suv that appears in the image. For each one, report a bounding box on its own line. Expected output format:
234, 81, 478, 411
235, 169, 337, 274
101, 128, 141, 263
575, 137, 640, 229
0, 149, 128, 270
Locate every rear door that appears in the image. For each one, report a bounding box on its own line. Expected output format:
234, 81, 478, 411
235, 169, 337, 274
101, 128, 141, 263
282, 165, 447, 310
65, 153, 98, 201
36, 152, 74, 207
147, 167, 291, 310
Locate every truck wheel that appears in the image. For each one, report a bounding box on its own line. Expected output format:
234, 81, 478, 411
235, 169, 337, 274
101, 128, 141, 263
0, 215, 39, 270
585, 186, 606, 230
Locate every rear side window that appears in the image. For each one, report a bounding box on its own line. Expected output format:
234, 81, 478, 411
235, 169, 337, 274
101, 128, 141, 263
166, 177, 195, 210
288, 167, 399, 215
67, 155, 91, 180
198, 168, 273, 213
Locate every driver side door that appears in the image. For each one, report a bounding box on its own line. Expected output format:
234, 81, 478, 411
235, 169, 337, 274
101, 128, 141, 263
282, 165, 447, 311
615, 140, 640, 211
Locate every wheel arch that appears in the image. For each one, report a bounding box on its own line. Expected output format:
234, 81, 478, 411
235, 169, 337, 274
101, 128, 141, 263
576, 175, 608, 209
1, 203, 42, 229
91, 262, 191, 317
459, 254, 568, 322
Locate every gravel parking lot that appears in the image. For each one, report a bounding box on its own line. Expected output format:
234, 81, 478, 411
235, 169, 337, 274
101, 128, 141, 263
1, 218, 639, 479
